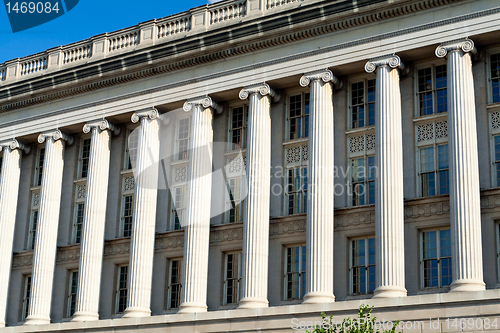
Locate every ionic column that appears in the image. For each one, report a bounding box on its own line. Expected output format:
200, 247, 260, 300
178, 96, 221, 314
0, 140, 29, 327
238, 83, 279, 309
299, 70, 336, 304
25, 130, 73, 325
72, 120, 119, 322
365, 55, 407, 298
123, 108, 160, 318
436, 39, 485, 292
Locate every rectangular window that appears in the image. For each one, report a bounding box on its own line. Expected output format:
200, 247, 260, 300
417, 64, 447, 116
79, 138, 91, 178
497, 223, 500, 283
227, 178, 243, 223
286, 167, 308, 215
172, 186, 185, 230
284, 245, 306, 300
351, 156, 375, 206
73, 203, 84, 244
494, 135, 500, 187
350, 237, 376, 295
177, 118, 190, 161
288, 93, 310, 140
0, 155, 3, 178
21, 275, 31, 321
66, 270, 78, 318
34, 148, 45, 186
125, 129, 139, 170
229, 106, 248, 150
122, 195, 133, 237
350, 79, 375, 129
28, 210, 38, 250
115, 265, 128, 314
165, 259, 182, 310
420, 144, 449, 197
224, 252, 242, 305
490, 53, 500, 104
421, 228, 452, 288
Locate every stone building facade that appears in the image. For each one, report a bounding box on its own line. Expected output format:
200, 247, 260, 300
1, 0, 500, 331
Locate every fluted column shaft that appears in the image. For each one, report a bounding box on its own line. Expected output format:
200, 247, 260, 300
124, 109, 160, 318
73, 120, 118, 322
365, 55, 406, 298
179, 96, 220, 313
436, 39, 485, 292
26, 130, 73, 325
299, 71, 336, 304
0, 141, 28, 327
238, 84, 277, 309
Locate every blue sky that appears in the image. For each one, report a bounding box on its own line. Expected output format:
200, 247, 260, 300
0, 0, 220, 64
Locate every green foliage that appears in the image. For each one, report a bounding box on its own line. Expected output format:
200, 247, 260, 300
306, 304, 401, 333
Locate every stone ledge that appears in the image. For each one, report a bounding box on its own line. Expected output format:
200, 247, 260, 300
2, 290, 499, 332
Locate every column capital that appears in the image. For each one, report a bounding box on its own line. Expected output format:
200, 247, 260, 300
83, 119, 120, 135
37, 129, 74, 145
239, 83, 280, 102
299, 69, 338, 87
435, 38, 476, 58
183, 95, 223, 114
365, 54, 404, 73
0, 139, 30, 154
131, 107, 159, 124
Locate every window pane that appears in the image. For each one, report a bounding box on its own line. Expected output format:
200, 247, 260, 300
420, 147, 435, 172
75, 203, 84, 243
304, 93, 310, 137
491, 53, 500, 103
123, 195, 133, 237
423, 231, 437, 259
418, 67, 433, 116
289, 95, 302, 139
37, 148, 45, 186
435, 65, 448, 114
424, 259, 439, 287
81, 138, 91, 178
439, 229, 451, 257
177, 118, 190, 160
367, 79, 375, 126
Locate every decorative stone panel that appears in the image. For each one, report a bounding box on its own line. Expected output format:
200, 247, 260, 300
173, 166, 187, 183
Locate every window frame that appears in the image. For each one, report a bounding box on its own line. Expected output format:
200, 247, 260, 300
33, 146, 45, 187
223, 251, 242, 305
283, 244, 306, 301
419, 227, 452, 289
120, 194, 134, 237
414, 61, 448, 117
77, 135, 92, 179
497, 222, 500, 283
227, 102, 249, 151
165, 258, 182, 310
123, 126, 139, 171
174, 115, 191, 162
224, 153, 247, 224
348, 155, 376, 207
285, 89, 310, 141
349, 235, 376, 295
348, 76, 376, 130
66, 270, 78, 318
20, 274, 31, 322
487, 47, 500, 105
114, 264, 129, 314
417, 142, 449, 197
27, 192, 40, 250
283, 143, 309, 216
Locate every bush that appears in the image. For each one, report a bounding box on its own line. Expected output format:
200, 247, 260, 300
306, 304, 401, 333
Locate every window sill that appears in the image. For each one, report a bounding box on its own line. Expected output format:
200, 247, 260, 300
413, 113, 447, 123
417, 286, 450, 295
170, 159, 188, 166
73, 178, 87, 184
218, 304, 238, 311
345, 125, 375, 135
487, 102, 500, 110
283, 138, 308, 146
345, 293, 374, 301
225, 148, 246, 156
29, 186, 41, 192
279, 299, 303, 306
120, 169, 135, 175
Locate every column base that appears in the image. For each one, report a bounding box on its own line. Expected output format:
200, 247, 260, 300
71, 311, 99, 322
177, 302, 208, 314
123, 307, 151, 318
0, 321, 5, 328
237, 297, 269, 309
303, 292, 335, 304
24, 315, 50, 326
450, 279, 486, 292
372, 286, 407, 298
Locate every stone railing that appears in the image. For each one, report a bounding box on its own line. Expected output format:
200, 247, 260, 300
0, 0, 315, 86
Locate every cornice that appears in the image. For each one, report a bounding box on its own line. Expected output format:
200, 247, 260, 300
0, 0, 466, 113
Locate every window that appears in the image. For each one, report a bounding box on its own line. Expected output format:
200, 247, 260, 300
28, 192, 39, 250
229, 106, 248, 150
66, 270, 78, 318
0, 155, 3, 179
350, 237, 375, 295
176, 118, 190, 161
21, 275, 31, 321
494, 135, 500, 187
72, 203, 84, 243
490, 53, 500, 104
165, 259, 182, 310
115, 265, 128, 314
416, 64, 447, 116
171, 186, 185, 230
421, 228, 452, 288
350, 79, 375, 129
287, 92, 310, 140
124, 128, 139, 170
351, 156, 375, 206
497, 223, 500, 283
284, 245, 306, 300
223, 252, 241, 305
284, 145, 308, 215
122, 195, 133, 237
34, 148, 45, 186
79, 138, 91, 178
227, 178, 243, 223
419, 144, 449, 197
